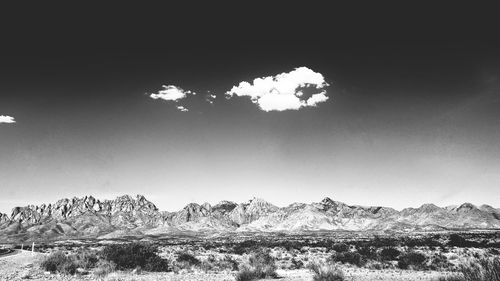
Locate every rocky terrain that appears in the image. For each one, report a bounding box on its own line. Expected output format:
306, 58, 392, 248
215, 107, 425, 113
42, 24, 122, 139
1, 195, 499, 241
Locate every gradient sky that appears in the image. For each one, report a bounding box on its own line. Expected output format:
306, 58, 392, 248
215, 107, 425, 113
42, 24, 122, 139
1, 4, 499, 213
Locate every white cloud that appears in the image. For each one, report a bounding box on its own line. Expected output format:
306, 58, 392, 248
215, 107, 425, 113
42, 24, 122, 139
207, 93, 216, 104
149, 85, 196, 111
149, 85, 195, 101
0, 115, 15, 124
176, 105, 188, 112
226, 67, 330, 111
306, 91, 329, 106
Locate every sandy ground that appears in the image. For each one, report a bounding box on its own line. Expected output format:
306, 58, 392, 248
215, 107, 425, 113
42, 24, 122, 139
0, 252, 456, 281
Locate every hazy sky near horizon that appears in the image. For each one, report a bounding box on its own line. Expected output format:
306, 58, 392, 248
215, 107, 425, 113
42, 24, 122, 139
1, 4, 500, 213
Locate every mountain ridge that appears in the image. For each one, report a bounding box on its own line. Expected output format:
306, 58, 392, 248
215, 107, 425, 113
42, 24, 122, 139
1, 194, 499, 241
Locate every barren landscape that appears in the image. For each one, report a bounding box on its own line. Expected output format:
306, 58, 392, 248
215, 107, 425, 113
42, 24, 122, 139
1, 195, 499, 280
2, 4, 499, 281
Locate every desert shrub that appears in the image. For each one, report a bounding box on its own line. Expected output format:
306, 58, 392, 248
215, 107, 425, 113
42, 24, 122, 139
93, 260, 116, 278
365, 260, 390, 270
429, 253, 452, 270
220, 255, 239, 271
40, 251, 77, 275
331, 251, 364, 267
437, 275, 465, 281
308, 262, 345, 281
144, 255, 170, 272
380, 247, 400, 261
176, 252, 201, 266
201, 254, 238, 272
398, 251, 426, 270
73, 249, 98, 269
291, 257, 304, 269
236, 266, 260, 281
332, 243, 349, 253
235, 250, 277, 281
490, 248, 500, 255
459, 257, 500, 281
449, 234, 468, 247
357, 245, 378, 261
101, 242, 169, 272
231, 240, 259, 255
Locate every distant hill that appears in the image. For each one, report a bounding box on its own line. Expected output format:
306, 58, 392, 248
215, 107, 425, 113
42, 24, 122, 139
1, 195, 499, 241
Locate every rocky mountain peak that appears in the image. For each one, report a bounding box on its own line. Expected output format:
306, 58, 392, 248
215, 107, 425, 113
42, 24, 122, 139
455, 203, 478, 212
320, 197, 335, 206
419, 203, 441, 212
1, 195, 499, 241
0, 213, 10, 223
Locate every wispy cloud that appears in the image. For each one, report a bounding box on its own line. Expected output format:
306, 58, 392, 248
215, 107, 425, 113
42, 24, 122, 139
0, 115, 15, 124
176, 105, 189, 112
225, 67, 330, 111
149, 85, 196, 111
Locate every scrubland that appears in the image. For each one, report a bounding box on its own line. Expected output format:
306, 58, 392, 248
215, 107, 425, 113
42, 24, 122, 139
1, 231, 499, 281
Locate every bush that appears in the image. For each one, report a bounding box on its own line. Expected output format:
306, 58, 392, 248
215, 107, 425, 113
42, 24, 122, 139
235, 250, 277, 281
201, 255, 239, 272
429, 253, 452, 270
398, 251, 426, 270
332, 243, 349, 253
291, 257, 304, 269
101, 242, 169, 272
308, 262, 345, 281
449, 234, 468, 247
460, 257, 500, 281
93, 259, 116, 278
357, 245, 378, 261
331, 251, 364, 267
380, 247, 400, 261
40, 251, 78, 275
73, 249, 98, 270
437, 275, 465, 281
176, 252, 201, 266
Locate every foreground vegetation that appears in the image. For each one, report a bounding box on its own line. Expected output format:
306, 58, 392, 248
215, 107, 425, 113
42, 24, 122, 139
19, 232, 498, 280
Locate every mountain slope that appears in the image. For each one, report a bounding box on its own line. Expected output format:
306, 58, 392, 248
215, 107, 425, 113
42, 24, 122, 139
0, 194, 499, 241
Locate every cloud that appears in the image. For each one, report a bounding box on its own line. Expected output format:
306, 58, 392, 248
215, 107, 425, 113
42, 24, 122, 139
225, 67, 329, 111
306, 91, 329, 106
0, 115, 15, 124
149, 85, 196, 111
176, 105, 188, 112
206, 93, 216, 104
150, 85, 195, 101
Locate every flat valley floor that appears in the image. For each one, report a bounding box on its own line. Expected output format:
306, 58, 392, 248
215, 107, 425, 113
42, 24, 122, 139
0, 250, 459, 281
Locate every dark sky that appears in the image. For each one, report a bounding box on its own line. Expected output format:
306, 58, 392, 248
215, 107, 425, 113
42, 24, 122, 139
1, 3, 499, 213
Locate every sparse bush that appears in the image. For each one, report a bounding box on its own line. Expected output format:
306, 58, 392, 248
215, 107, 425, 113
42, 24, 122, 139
331, 251, 364, 267
380, 247, 400, 261
101, 242, 169, 272
232, 240, 259, 255
291, 257, 304, 269
449, 234, 468, 247
93, 260, 116, 278
40, 251, 77, 275
201, 254, 238, 272
176, 252, 201, 266
220, 255, 239, 271
308, 262, 345, 281
459, 257, 500, 281
357, 245, 378, 261
437, 275, 465, 281
398, 251, 426, 270
73, 249, 98, 270
235, 250, 277, 281
332, 243, 349, 253
236, 266, 260, 281
429, 253, 452, 270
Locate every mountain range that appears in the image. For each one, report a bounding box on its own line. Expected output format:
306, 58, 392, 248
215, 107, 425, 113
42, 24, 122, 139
1, 195, 499, 241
